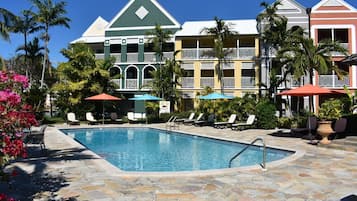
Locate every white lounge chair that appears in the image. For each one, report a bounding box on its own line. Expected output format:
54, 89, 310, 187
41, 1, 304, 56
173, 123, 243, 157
214, 114, 237, 129
184, 113, 203, 125
231, 115, 255, 131
67, 112, 80, 125
86, 112, 98, 125
165, 116, 178, 129
175, 112, 195, 123
127, 112, 139, 123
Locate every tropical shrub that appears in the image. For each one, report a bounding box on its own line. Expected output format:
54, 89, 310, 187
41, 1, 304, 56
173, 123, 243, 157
0, 71, 37, 199
277, 117, 292, 128
256, 99, 277, 129
318, 98, 343, 121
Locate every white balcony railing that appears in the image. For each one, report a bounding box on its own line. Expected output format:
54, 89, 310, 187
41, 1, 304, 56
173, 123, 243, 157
144, 53, 156, 62
95, 53, 105, 60
163, 52, 174, 60
182, 48, 197, 59
111, 79, 121, 89
223, 77, 235, 88
127, 53, 138, 62
241, 77, 256, 88
200, 77, 214, 88
142, 79, 153, 89
111, 53, 121, 62
319, 75, 349, 87
199, 48, 215, 59
125, 79, 138, 89
238, 47, 255, 59
181, 77, 194, 88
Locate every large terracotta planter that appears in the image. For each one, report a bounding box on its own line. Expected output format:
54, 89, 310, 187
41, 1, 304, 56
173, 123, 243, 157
317, 121, 334, 144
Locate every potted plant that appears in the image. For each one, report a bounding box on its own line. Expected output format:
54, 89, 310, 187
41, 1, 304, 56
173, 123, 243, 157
317, 98, 343, 144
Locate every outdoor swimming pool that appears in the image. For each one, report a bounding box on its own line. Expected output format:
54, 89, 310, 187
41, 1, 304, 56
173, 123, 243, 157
61, 127, 293, 172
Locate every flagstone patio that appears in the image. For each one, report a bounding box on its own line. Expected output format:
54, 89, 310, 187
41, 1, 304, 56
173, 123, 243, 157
2, 123, 357, 201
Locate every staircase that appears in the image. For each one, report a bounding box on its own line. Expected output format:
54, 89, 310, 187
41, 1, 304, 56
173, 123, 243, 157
318, 136, 357, 152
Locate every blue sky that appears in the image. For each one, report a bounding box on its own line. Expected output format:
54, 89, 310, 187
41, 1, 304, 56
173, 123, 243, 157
1, 0, 357, 67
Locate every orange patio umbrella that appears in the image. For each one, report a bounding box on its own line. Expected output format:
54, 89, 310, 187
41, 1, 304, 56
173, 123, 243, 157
278, 84, 333, 96
278, 84, 333, 141
85, 93, 122, 124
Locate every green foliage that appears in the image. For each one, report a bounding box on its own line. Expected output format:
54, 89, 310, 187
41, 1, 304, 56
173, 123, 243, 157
24, 81, 47, 112
318, 98, 343, 120
52, 43, 116, 118
277, 117, 292, 129
256, 99, 277, 129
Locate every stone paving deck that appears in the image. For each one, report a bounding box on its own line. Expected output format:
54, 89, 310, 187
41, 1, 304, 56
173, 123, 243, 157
2, 123, 357, 201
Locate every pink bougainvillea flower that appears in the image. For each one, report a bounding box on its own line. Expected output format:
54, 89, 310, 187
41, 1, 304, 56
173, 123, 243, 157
13, 74, 29, 88
0, 71, 8, 82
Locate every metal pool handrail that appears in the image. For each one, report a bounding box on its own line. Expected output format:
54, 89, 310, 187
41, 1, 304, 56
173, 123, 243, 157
228, 137, 267, 170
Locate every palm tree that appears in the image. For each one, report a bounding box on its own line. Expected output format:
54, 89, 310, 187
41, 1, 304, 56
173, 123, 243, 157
16, 37, 44, 81
201, 16, 238, 94
13, 9, 42, 77
0, 8, 17, 70
30, 0, 70, 88
278, 36, 348, 112
146, 24, 173, 98
256, 1, 286, 97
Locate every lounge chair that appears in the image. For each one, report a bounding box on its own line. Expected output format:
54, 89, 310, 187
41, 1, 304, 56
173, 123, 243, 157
330, 117, 347, 140
291, 116, 317, 136
184, 113, 203, 125
175, 112, 195, 123
231, 115, 255, 131
86, 112, 99, 125
24, 125, 47, 150
67, 112, 80, 125
165, 116, 178, 129
194, 114, 216, 127
127, 112, 139, 123
213, 114, 237, 129
110, 112, 123, 124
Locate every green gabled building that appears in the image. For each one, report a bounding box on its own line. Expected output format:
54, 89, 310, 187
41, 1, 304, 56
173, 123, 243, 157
72, 0, 180, 95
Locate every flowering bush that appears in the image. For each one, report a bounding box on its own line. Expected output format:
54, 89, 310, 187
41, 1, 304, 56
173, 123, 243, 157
0, 71, 38, 200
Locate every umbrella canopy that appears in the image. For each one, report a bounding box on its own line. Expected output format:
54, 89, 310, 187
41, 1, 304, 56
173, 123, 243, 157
199, 92, 234, 100
277, 84, 333, 97
341, 54, 357, 65
129, 94, 162, 101
85, 93, 121, 101
85, 93, 121, 124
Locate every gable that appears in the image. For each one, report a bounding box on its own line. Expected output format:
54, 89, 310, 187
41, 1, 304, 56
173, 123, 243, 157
312, 0, 357, 12
276, 0, 303, 14
83, 16, 108, 37
106, 0, 180, 32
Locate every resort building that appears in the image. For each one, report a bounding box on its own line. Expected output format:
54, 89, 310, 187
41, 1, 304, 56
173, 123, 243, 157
72, 0, 357, 113
72, 0, 260, 111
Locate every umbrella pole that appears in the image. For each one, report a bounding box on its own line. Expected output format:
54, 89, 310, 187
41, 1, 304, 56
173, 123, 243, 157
102, 102, 105, 124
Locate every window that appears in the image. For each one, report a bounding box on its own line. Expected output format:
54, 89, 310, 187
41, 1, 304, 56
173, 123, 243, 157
126, 67, 138, 79
127, 44, 138, 53
201, 70, 214, 77
110, 44, 121, 53
317, 29, 332, 42
183, 70, 194, 77
334, 29, 348, 43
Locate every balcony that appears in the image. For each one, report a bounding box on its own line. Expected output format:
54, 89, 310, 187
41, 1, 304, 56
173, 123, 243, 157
182, 48, 197, 59
125, 79, 138, 89
144, 53, 156, 62
111, 53, 121, 62
319, 75, 349, 88
238, 48, 255, 59
200, 77, 214, 88
142, 79, 153, 89
181, 77, 194, 88
223, 77, 235, 88
127, 53, 138, 62
111, 79, 121, 89
95, 53, 105, 60
241, 77, 256, 88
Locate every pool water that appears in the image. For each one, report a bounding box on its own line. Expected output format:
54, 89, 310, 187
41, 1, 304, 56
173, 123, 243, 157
61, 127, 293, 172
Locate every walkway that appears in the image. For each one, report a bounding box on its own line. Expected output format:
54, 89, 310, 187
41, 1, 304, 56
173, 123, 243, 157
2, 123, 357, 201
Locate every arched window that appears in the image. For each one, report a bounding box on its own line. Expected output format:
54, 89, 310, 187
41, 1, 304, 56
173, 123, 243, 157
125, 65, 138, 89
